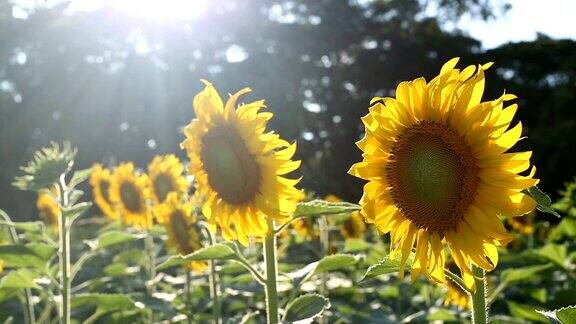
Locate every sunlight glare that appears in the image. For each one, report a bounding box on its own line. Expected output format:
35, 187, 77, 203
68, 0, 210, 21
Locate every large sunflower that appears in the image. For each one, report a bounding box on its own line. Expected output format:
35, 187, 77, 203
181, 81, 301, 245
349, 58, 538, 287
90, 164, 119, 220
156, 193, 207, 273
37, 189, 60, 233
148, 155, 189, 205
109, 162, 152, 230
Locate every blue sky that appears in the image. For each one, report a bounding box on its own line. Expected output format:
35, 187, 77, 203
453, 0, 576, 49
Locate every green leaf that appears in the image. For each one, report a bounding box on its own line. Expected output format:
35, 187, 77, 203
360, 256, 405, 282
557, 306, 576, 323
500, 263, 553, 284
426, 308, 456, 321
94, 231, 141, 250
157, 243, 237, 271
536, 243, 567, 267
313, 254, 357, 274
0, 245, 50, 270
507, 302, 548, 323
293, 199, 360, 219
26, 243, 56, 261
72, 293, 136, 312
537, 306, 576, 324
0, 269, 39, 289
523, 186, 561, 218
343, 238, 373, 253
549, 218, 576, 241
69, 167, 92, 188
0, 221, 44, 233
62, 202, 92, 218
283, 294, 330, 322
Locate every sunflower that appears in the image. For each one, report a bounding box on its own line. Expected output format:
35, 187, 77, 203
148, 155, 189, 206
109, 162, 152, 230
349, 58, 538, 287
506, 210, 535, 235
292, 218, 318, 239
341, 211, 366, 240
443, 260, 473, 309
90, 164, 119, 220
156, 193, 207, 273
181, 81, 301, 245
37, 189, 60, 233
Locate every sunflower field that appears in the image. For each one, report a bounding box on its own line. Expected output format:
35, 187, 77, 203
1, 1, 575, 323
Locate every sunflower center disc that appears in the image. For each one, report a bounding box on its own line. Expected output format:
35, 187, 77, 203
201, 126, 260, 205
120, 182, 144, 213
170, 210, 194, 254
153, 173, 175, 202
100, 180, 112, 204
386, 121, 478, 231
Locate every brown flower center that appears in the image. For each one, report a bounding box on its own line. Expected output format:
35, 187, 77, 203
99, 180, 112, 204
120, 182, 144, 213
169, 209, 202, 255
200, 125, 260, 205
386, 121, 479, 232
153, 173, 175, 202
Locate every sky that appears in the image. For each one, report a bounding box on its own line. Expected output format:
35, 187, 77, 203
453, 0, 576, 49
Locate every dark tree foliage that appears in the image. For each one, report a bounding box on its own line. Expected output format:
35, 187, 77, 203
0, 0, 573, 220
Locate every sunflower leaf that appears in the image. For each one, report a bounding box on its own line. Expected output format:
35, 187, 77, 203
283, 293, 330, 322
156, 243, 238, 271
500, 263, 553, 284
360, 256, 407, 282
93, 231, 142, 250
524, 186, 561, 218
72, 293, 136, 312
536, 305, 576, 324
0, 244, 52, 270
293, 199, 360, 219
0, 269, 39, 289
68, 167, 93, 189
62, 202, 92, 218
313, 254, 358, 274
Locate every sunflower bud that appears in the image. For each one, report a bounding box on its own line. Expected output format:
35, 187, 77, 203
13, 142, 77, 191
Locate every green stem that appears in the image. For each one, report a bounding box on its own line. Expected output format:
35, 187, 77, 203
145, 233, 156, 323
264, 218, 279, 324
203, 228, 221, 324
471, 265, 488, 324
318, 217, 328, 298
186, 271, 192, 324
210, 259, 221, 324
59, 175, 71, 324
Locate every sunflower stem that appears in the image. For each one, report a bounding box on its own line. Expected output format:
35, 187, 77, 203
145, 233, 156, 322
264, 218, 280, 324
186, 271, 192, 324
318, 216, 329, 324
59, 175, 71, 324
471, 265, 488, 324
209, 259, 221, 324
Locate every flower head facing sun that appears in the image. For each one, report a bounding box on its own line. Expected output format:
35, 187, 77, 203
181, 81, 301, 245
109, 162, 152, 230
90, 164, 119, 220
156, 193, 207, 273
37, 188, 60, 233
349, 58, 538, 287
148, 155, 189, 205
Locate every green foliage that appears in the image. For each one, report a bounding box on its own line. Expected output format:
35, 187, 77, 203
360, 256, 404, 282
283, 294, 330, 322
524, 186, 561, 217
313, 254, 357, 274
157, 243, 238, 270
293, 200, 360, 219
